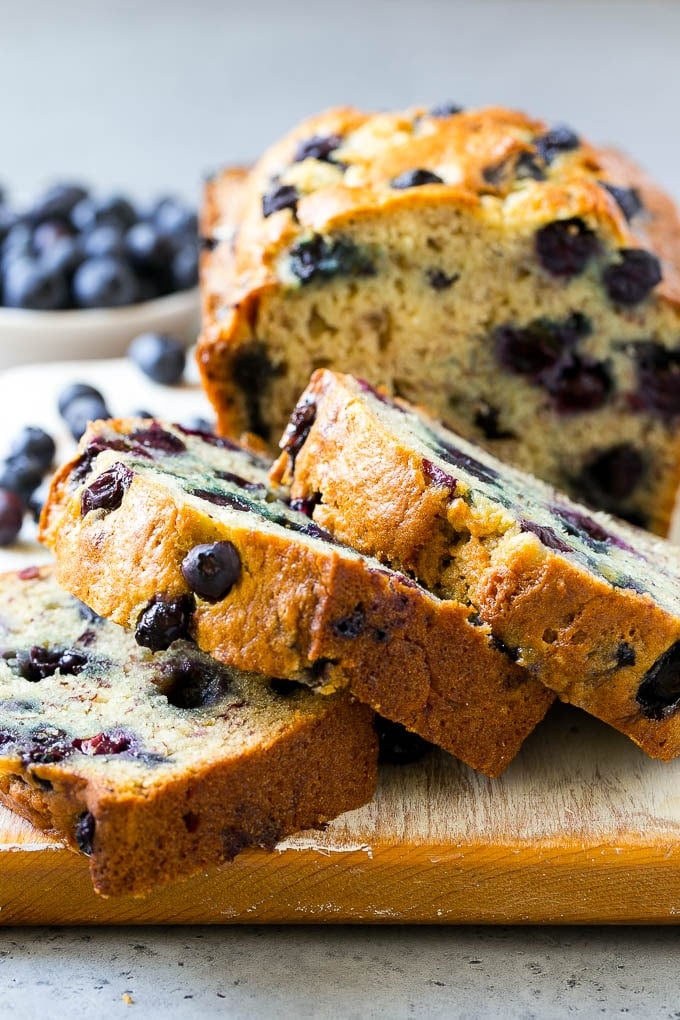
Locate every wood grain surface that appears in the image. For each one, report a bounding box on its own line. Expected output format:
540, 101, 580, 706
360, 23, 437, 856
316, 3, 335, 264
0, 360, 679, 924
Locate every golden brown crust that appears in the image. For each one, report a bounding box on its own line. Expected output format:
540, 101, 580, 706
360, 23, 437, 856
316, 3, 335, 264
40, 420, 552, 776
272, 370, 680, 761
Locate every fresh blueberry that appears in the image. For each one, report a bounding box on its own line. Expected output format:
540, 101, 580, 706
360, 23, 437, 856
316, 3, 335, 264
2, 223, 33, 264
127, 332, 186, 385
171, 243, 198, 290
71, 194, 136, 233
535, 218, 599, 277
72, 256, 139, 308
9, 427, 55, 470
602, 249, 662, 306
390, 169, 444, 189
62, 394, 111, 441
534, 125, 580, 164
81, 224, 125, 260
181, 541, 242, 601
135, 594, 196, 652
28, 183, 88, 223
600, 183, 643, 222
0, 205, 18, 245
0, 454, 44, 498
40, 236, 83, 279
0, 489, 24, 545
3, 257, 68, 310
57, 381, 106, 418
153, 199, 197, 238
32, 219, 74, 254
262, 184, 299, 218
124, 222, 173, 272
294, 134, 344, 164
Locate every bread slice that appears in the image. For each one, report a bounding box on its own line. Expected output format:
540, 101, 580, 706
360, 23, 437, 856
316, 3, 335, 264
272, 369, 680, 761
197, 104, 680, 534
0, 565, 377, 897
39, 419, 553, 777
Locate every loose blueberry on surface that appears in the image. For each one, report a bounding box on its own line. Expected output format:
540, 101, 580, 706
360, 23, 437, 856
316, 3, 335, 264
171, 244, 198, 291
280, 398, 316, 461
374, 716, 433, 765
600, 182, 643, 222
81, 462, 134, 516
0, 454, 45, 499
3, 257, 68, 310
519, 519, 572, 553
540, 353, 612, 414
72, 256, 139, 308
57, 381, 106, 418
128, 332, 186, 385
576, 444, 645, 503
428, 102, 464, 117
534, 125, 580, 164
262, 184, 299, 219
293, 134, 344, 164
636, 640, 680, 720
32, 219, 74, 254
63, 394, 111, 441
0, 489, 24, 545
390, 169, 444, 189
535, 218, 599, 277
135, 594, 196, 652
158, 656, 231, 709
9, 426, 55, 471
181, 541, 242, 602
494, 313, 591, 377
631, 342, 680, 416
425, 268, 459, 290
124, 221, 173, 273
75, 811, 96, 855
288, 234, 376, 285
603, 249, 662, 306
152, 198, 198, 238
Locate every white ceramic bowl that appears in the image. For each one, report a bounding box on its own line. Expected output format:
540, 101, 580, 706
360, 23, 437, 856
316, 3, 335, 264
0, 287, 200, 370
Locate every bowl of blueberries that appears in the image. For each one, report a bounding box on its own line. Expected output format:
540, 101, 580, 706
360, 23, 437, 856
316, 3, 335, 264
0, 182, 200, 367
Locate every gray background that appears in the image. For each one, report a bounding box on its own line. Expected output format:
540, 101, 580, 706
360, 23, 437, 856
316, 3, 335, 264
3, 1, 680, 1016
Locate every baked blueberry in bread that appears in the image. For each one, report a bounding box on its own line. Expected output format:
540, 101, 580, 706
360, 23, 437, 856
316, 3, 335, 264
198, 104, 680, 534
0, 565, 377, 897
39, 418, 553, 777
273, 369, 680, 761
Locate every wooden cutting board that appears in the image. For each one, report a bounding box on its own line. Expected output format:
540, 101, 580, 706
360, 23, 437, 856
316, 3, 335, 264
0, 359, 679, 925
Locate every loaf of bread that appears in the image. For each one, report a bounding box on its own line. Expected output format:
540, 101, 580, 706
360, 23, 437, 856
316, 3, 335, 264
0, 565, 378, 897
39, 418, 553, 776
198, 104, 680, 534
272, 369, 680, 760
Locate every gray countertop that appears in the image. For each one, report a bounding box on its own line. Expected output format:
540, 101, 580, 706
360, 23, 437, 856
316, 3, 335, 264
3, 1, 680, 1015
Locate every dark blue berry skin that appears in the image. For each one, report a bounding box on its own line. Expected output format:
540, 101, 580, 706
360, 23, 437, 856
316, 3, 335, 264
288, 235, 375, 285
125, 222, 173, 272
602, 249, 662, 306
171, 244, 198, 291
294, 134, 343, 164
28, 479, 50, 523
128, 332, 186, 385
1, 224, 33, 267
636, 640, 680, 720
2, 257, 68, 310
0, 206, 19, 245
0, 455, 44, 498
135, 594, 195, 652
541, 353, 612, 414
429, 102, 464, 118
535, 218, 599, 278
153, 199, 198, 238
600, 183, 643, 222
390, 169, 444, 189
534, 125, 580, 164
81, 462, 134, 516
40, 236, 83, 280
9, 427, 55, 470
28, 183, 88, 224
57, 381, 106, 418
81, 225, 126, 260
181, 541, 242, 601
262, 184, 299, 218
32, 219, 74, 254
576, 444, 645, 506
71, 195, 136, 233
631, 342, 680, 416
0, 489, 24, 545
72, 256, 139, 309
62, 395, 111, 441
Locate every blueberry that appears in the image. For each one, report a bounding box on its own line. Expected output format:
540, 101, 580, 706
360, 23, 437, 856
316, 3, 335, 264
534, 125, 580, 164
128, 332, 186, 385
71, 194, 136, 233
553, 506, 611, 544
576, 444, 645, 503
152, 199, 197, 238
28, 479, 50, 523
128, 423, 186, 454
0, 205, 18, 244
75, 812, 95, 855
262, 184, 299, 218
9, 427, 55, 470
171, 243, 198, 291
390, 169, 444, 189
616, 643, 636, 668
15, 645, 88, 681
374, 716, 433, 765
158, 656, 230, 709
62, 394, 111, 441
519, 519, 571, 553
0, 490, 24, 545
636, 640, 680, 720
135, 594, 196, 652
28, 183, 88, 223
57, 381, 106, 418
32, 219, 74, 253
180, 541, 242, 602
124, 221, 173, 272
602, 249, 661, 306
515, 152, 546, 181
540, 353, 612, 414
72, 729, 133, 755
494, 313, 591, 377
1, 223, 33, 265
535, 218, 599, 277
288, 234, 375, 285
294, 134, 344, 164
428, 102, 464, 118
81, 224, 125, 260
232, 341, 278, 439
631, 342, 680, 416
332, 608, 366, 639
600, 182, 643, 222
40, 236, 83, 279
72, 256, 139, 308
0, 455, 45, 498
421, 458, 457, 495
425, 268, 458, 290
3, 257, 68, 310
280, 398, 316, 461
81, 462, 134, 516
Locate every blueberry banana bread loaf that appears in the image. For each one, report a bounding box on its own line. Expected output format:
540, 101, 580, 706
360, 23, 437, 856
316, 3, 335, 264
0, 565, 377, 897
198, 104, 680, 534
39, 419, 553, 776
272, 369, 680, 760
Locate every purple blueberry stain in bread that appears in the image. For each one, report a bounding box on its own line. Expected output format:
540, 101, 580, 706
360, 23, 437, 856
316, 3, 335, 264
535, 218, 599, 277
473, 403, 516, 440
519, 520, 572, 553
21, 725, 73, 765
421, 458, 457, 496
262, 184, 299, 219
14, 646, 89, 682
603, 249, 662, 306
576, 444, 645, 506
81, 462, 133, 516
540, 353, 612, 414
553, 506, 611, 545
128, 423, 186, 455
70, 436, 146, 488
72, 729, 134, 756
494, 313, 591, 378
75, 811, 96, 855
390, 169, 444, 189
135, 594, 196, 652
631, 342, 680, 416
181, 541, 241, 602
232, 341, 280, 440
157, 655, 231, 709
288, 495, 319, 518
191, 488, 253, 512
636, 640, 680, 719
